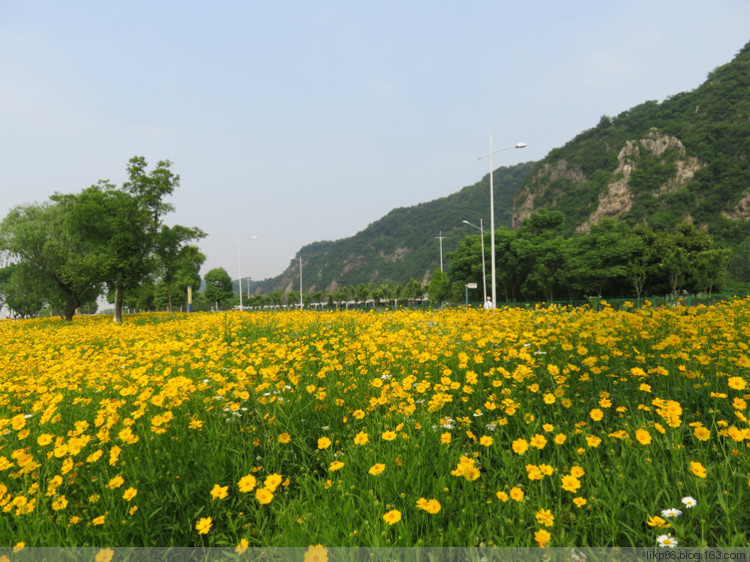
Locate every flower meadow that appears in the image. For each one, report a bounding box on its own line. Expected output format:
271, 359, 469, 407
1, 300, 749, 548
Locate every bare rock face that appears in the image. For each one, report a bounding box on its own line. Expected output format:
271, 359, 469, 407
515, 129, 703, 232
722, 191, 750, 220
578, 131, 702, 231
513, 160, 586, 228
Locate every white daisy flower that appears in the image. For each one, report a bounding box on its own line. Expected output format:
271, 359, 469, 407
661, 508, 683, 518
681, 496, 697, 508
657, 534, 679, 548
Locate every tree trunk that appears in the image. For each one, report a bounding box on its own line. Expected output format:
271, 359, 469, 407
63, 292, 78, 321
114, 286, 123, 323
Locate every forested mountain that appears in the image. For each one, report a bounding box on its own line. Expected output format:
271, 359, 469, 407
252, 40, 750, 297
251, 162, 534, 294
514, 41, 750, 244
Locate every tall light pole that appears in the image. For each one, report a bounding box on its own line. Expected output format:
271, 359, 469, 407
237, 235, 259, 310
290, 256, 303, 308
435, 230, 446, 272
478, 136, 526, 307
462, 219, 486, 303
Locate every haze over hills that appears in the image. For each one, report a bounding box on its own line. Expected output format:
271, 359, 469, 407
247, 40, 750, 296
249, 162, 534, 295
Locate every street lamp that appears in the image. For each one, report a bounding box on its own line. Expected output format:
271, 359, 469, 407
237, 235, 259, 310
290, 256, 303, 308
462, 219, 486, 303
435, 230, 446, 272
478, 135, 526, 307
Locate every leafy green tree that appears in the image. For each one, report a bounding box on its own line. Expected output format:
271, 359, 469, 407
428, 268, 450, 304
568, 220, 641, 297
204, 268, 234, 310
0, 263, 45, 318
0, 200, 104, 320
693, 249, 730, 294
155, 226, 206, 311
107, 157, 181, 322
286, 290, 300, 307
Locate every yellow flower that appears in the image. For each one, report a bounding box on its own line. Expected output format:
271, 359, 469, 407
496, 491, 509, 502
210, 484, 229, 500
693, 426, 711, 441
479, 435, 493, 447
589, 408, 604, 421
52, 495, 68, 510
416, 497, 441, 514
264, 473, 283, 491
236, 538, 250, 555
353, 431, 369, 445
238, 474, 257, 493
278, 433, 291, 443
535, 508, 555, 527
561, 474, 581, 493
195, 516, 212, 534
635, 429, 652, 445
647, 515, 671, 528
383, 509, 401, 525
329, 460, 345, 472
317, 437, 332, 449
529, 434, 547, 449
92, 515, 106, 526
573, 497, 587, 507
95, 549, 114, 562
122, 487, 137, 502
381, 430, 397, 441
509, 487, 524, 502
304, 545, 328, 562
586, 435, 602, 448
440, 432, 452, 444
368, 463, 386, 476
728, 376, 746, 390
107, 475, 124, 489
256, 487, 274, 505
534, 528, 551, 548
554, 433, 567, 445
690, 461, 707, 479
512, 438, 529, 455
37, 433, 54, 446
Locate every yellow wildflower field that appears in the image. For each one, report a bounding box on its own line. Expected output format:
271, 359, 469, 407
0, 301, 749, 547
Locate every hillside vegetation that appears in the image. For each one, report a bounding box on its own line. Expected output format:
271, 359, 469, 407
515, 41, 750, 243
258, 41, 750, 299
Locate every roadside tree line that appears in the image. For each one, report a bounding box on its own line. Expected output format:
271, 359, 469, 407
440, 209, 731, 304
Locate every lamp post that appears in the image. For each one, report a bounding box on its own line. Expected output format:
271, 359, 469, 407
462, 219, 486, 303
478, 136, 526, 307
435, 231, 446, 272
237, 235, 259, 310
290, 256, 303, 308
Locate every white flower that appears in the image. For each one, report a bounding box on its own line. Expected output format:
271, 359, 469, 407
661, 508, 683, 518
657, 534, 679, 548
681, 496, 697, 508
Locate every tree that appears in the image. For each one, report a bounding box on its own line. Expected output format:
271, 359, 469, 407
428, 268, 450, 304
204, 268, 234, 310
107, 157, 181, 322
0, 263, 45, 318
155, 227, 206, 311
0, 200, 104, 320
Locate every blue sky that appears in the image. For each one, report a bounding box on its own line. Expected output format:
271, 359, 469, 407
2, 1, 749, 281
